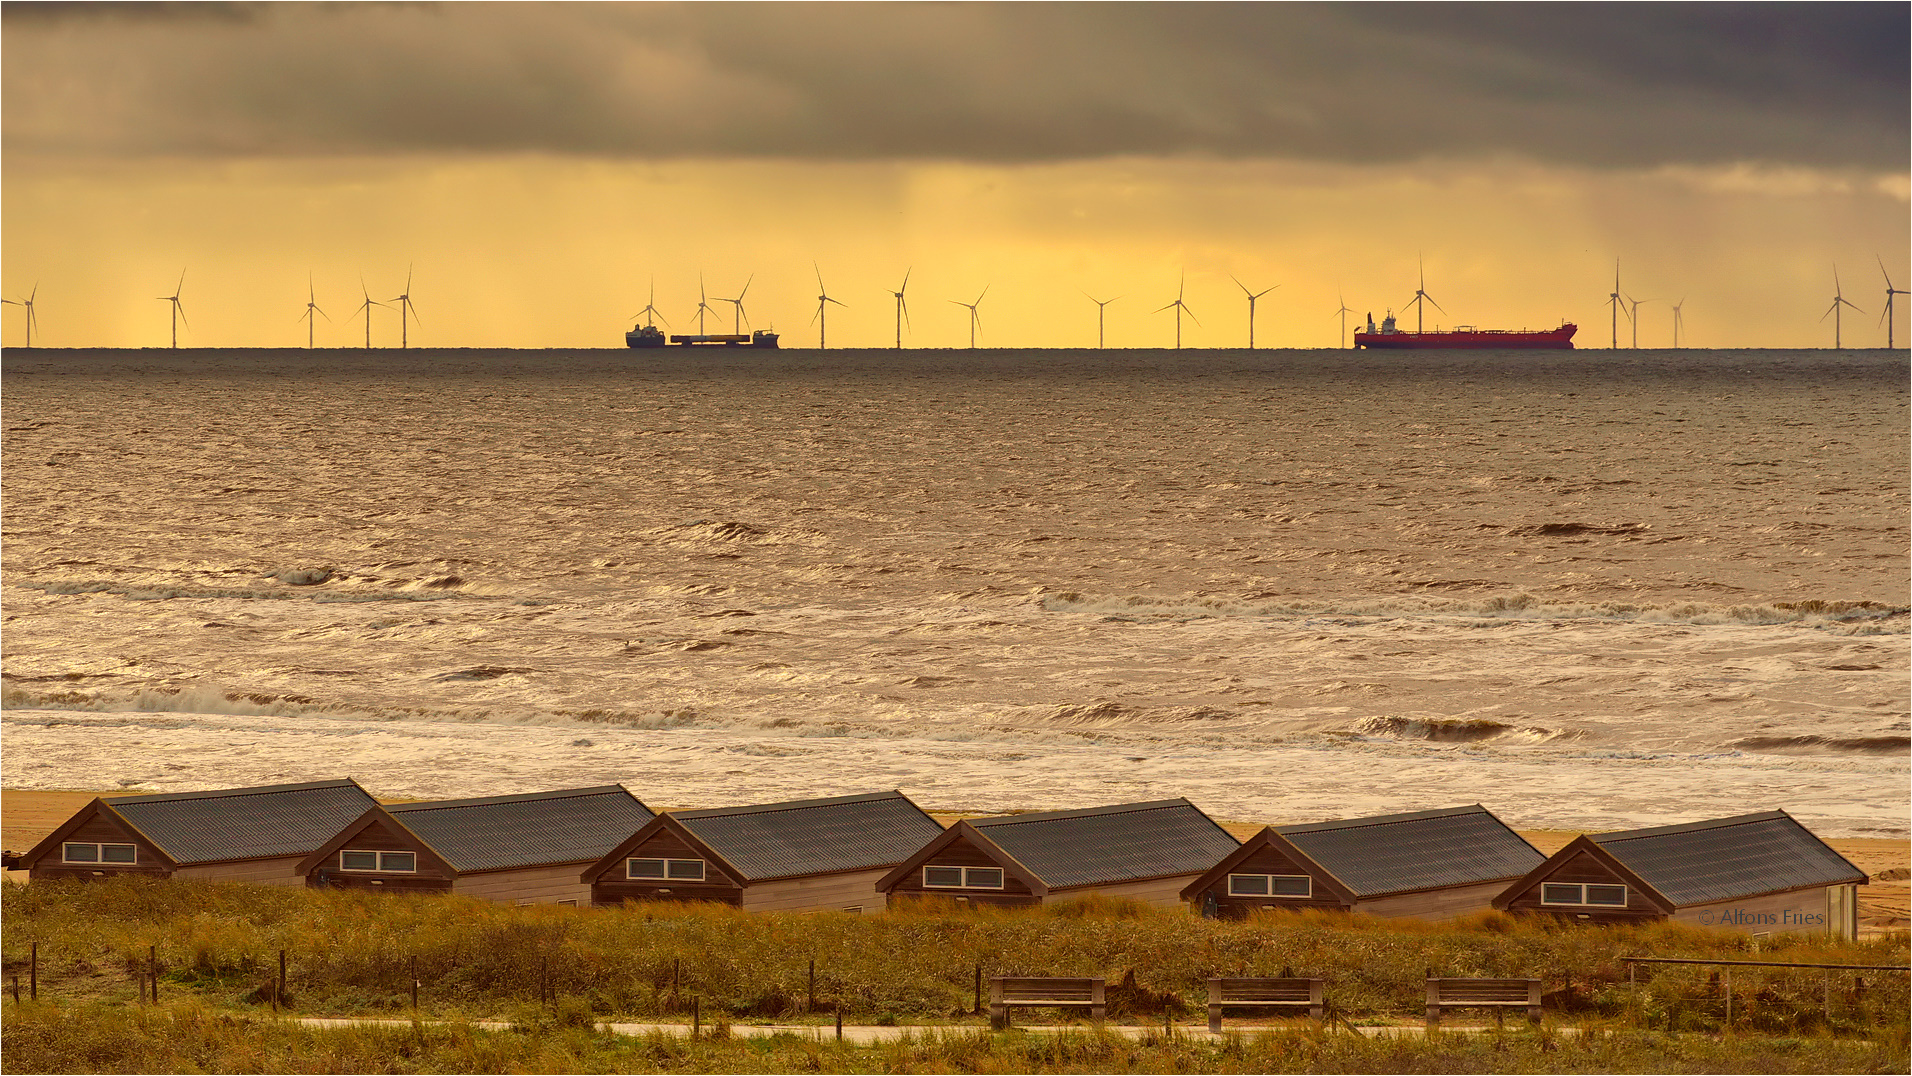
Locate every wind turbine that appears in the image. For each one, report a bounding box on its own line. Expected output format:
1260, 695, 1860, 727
1879, 258, 1907, 349
890, 269, 911, 349
1625, 295, 1655, 348
1603, 260, 1630, 349
354, 279, 386, 349
715, 274, 753, 335
297, 274, 330, 349
1402, 256, 1444, 334
1821, 265, 1863, 349
691, 274, 722, 335
1154, 272, 1198, 349
1671, 298, 1686, 349
949, 286, 987, 349
389, 267, 419, 348
158, 270, 188, 348
1330, 293, 1354, 348
630, 278, 669, 330
3, 284, 39, 347
1084, 292, 1118, 349
813, 265, 846, 349
1232, 276, 1278, 349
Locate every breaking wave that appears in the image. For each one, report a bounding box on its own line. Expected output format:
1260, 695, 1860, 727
1730, 735, 1910, 755
1341, 715, 1573, 744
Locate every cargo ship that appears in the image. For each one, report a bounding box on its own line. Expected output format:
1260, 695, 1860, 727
1354, 311, 1575, 349
626, 325, 779, 348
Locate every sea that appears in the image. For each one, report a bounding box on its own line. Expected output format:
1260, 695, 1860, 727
3, 347, 1906, 837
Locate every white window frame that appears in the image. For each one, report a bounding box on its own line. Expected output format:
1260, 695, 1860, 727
63, 842, 137, 865
339, 849, 417, 873
627, 857, 706, 882
1539, 882, 1627, 907
922, 865, 1005, 890
1227, 873, 1312, 898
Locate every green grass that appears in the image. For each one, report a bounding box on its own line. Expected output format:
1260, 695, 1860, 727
3, 1002, 1908, 1074
3, 876, 1906, 1039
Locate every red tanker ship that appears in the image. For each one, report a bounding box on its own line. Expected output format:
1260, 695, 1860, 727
1354, 311, 1576, 349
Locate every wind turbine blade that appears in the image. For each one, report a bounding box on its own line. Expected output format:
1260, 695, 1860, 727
826, 296, 847, 308
175, 303, 189, 330
976, 285, 989, 304
1426, 295, 1446, 315
740, 274, 753, 300
1185, 308, 1201, 327
1232, 275, 1249, 296
28, 283, 38, 302
1154, 302, 1177, 314
815, 262, 825, 291
176, 269, 187, 295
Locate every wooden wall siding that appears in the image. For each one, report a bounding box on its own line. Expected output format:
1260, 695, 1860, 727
1192, 845, 1345, 918
31, 811, 170, 880
742, 867, 889, 913
454, 863, 593, 905
175, 856, 306, 887
884, 834, 1037, 901
305, 817, 455, 891
1670, 885, 1839, 936
589, 829, 744, 887
1354, 880, 1512, 921
1047, 873, 1199, 908
1501, 850, 1662, 923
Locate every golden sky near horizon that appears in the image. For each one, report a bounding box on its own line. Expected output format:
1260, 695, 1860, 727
3, 3, 1907, 351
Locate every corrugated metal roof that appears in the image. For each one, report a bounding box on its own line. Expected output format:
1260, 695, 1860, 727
674, 791, 943, 882
106, 780, 377, 865
1589, 811, 1866, 907
1277, 805, 1545, 898
389, 786, 654, 873
971, 799, 1239, 890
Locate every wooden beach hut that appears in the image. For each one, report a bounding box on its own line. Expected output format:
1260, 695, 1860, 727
1179, 805, 1545, 920
1492, 810, 1867, 939
878, 798, 1241, 908
19, 779, 378, 886
299, 785, 652, 905
582, 791, 943, 913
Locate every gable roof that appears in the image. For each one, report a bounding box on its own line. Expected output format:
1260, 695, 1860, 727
1274, 805, 1545, 899
1583, 810, 1867, 907
669, 791, 943, 882
25, 779, 379, 867
377, 786, 653, 873
960, 799, 1240, 890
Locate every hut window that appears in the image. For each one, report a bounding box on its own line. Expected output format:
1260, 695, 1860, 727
1541, 883, 1626, 907
1228, 873, 1311, 898
923, 866, 1004, 889
340, 850, 415, 873
628, 858, 705, 882
62, 843, 136, 864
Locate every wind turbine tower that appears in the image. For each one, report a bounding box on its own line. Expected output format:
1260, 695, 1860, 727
1604, 261, 1630, 349
1154, 273, 1198, 349
1626, 295, 1655, 348
1403, 257, 1445, 334
890, 269, 911, 349
298, 275, 330, 348
714, 275, 754, 335
813, 265, 846, 349
692, 275, 722, 335
631, 278, 669, 330
1232, 276, 1278, 349
3, 285, 39, 347
950, 286, 987, 349
1879, 258, 1907, 349
354, 280, 386, 349
158, 270, 188, 348
1671, 298, 1686, 349
1331, 293, 1354, 348
1085, 293, 1118, 349
390, 267, 420, 348
1821, 266, 1862, 349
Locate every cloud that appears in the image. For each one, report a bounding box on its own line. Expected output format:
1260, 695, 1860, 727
3, 2, 1905, 168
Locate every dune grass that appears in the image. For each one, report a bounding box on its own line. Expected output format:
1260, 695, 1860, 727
3, 877, 1906, 1041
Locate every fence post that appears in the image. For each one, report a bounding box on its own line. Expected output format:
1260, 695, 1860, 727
692, 995, 700, 1039
150, 946, 158, 1003
808, 959, 815, 1013
29, 943, 37, 1000
541, 957, 549, 1007
410, 956, 419, 1011
973, 963, 982, 1015
835, 1006, 843, 1041
1723, 972, 1731, 1031
279, 949, 287, 1002
10, 974, 18, 1004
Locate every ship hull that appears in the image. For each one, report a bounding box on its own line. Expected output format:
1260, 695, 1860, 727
1355, 325, 1576, 349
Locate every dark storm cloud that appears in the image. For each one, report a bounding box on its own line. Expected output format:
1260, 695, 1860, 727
4, 2, 1904, 168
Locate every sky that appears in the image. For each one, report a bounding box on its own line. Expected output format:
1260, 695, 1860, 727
3, 1, 1907, 350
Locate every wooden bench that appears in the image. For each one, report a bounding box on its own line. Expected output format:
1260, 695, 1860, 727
1206, 977, 1324, 1032
988, 976, 1105, 1030
1425, 978, 1542, 1029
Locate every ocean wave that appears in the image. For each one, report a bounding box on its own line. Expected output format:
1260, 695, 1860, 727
1041, 590, 1909, 630
1340, 715, 1573, 745
15, 579, 473, 604
1729, 734, 1910, 755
